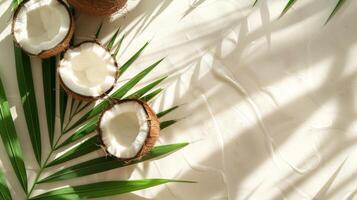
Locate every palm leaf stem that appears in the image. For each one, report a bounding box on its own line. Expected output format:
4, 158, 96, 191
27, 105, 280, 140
25, 134, 64, 199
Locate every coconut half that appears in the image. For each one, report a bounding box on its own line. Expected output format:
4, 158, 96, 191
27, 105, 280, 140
68, 0, 128, 16
58, 41, 118, 100
12, 0, 74, 59
98, 99, 160, 160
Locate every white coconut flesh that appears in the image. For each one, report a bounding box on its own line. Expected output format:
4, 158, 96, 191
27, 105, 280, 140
100, 101, 149, 159
59, 42, 117, 97
13, 0, 70, 54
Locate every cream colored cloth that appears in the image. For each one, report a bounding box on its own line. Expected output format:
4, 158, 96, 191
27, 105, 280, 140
0, 0, 356, 199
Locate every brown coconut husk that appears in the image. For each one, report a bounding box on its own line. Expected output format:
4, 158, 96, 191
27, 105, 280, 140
12, 0, 75, 59
58, 40, 119, 102
67, 0, 128, 16
98, 99, 160, 161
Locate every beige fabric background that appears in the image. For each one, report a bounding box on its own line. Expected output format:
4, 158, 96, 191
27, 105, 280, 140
0, 0, 356, 199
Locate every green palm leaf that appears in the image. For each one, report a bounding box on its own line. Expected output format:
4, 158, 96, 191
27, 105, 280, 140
279, 0, 345, 23
31, 179, 194, 200
69, 101, 91, 120
0, 77, 28, 193
76, 102, 91, 114
160, 120, 178, 130
127, 76, 167, 99
119, 41, 149, 75
60, 88, 68, 130
14, 46, 42, 164
0, 168, 12, 200
140, 88, 163, 102
113, 33, 126, 57
6, 21, 191, 198
280, 0, 296, 17
47, 136, 101, 168
64, 58, 164, 133
325, 0, 346, 24
95, 23, 103, 39
39, 143, 189, 183
253, 0, 258, 7
42, 57, 57, 147
56, 117, 98, 150
106, 27, 120, 50
68, 98, 76, 120
157, 105, 180, 118
12, 0, 22, 9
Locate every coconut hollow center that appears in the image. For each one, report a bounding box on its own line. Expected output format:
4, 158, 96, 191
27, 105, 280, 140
59, 42, 117, 97
26, 6, 61, 43
13, 0, 71, 54
71, 51, 111, 87
107, 111, 140, 147
100, 101, 149, 159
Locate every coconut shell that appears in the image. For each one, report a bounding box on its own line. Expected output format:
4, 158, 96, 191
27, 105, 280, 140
12, 0, 75, 59
67, 0, 128, 16
98, 99, 160, 160
58, 40, 119, 102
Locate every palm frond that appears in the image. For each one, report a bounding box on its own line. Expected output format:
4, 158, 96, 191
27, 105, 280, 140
280, 0, 297, 17
157, 105, 180, 118
119, 42, 149, 75
160, 120, 178, 130
68, 98, 77, 120
31, 179, 194, 200
106, 27, 120, 50
70, 101, 91, 119
325, 0, 346, 24
14, 46, 42, 164
47, 136, 101, 167
0, 76, 28, 193
140, 88, 163, 102
12, 0, 22, 9
39, 143, 189, 183
55, 117, 98, 149
42, 57, 57, 148
252, 0, 258, 7
95, 22, 104, 39
127, 76, 167, 99
59, 88, 68, 130
113, 33, 126, 57
4, 19, 192, 198
0, 168, 12, 200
